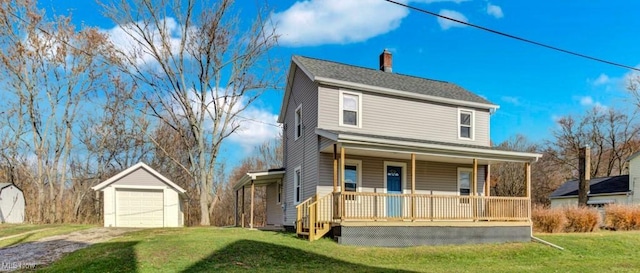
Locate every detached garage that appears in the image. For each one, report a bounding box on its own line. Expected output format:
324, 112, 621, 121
92, 162, 186, 228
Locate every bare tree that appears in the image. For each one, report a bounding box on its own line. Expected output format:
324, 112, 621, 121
0, 0, 116, 222
546, 107, 640, 179
100, 0, 278, 225
71, 76, 154, 222
491, 135, 538, 197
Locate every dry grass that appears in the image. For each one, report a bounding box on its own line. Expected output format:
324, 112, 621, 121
532, 206, 600, 233
604, 205, 640, 230
532, 206, 565, 233
563, 207, 600, 232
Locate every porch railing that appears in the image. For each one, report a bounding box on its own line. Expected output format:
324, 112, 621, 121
296, 195, 315, 234
337, 192, 529, 221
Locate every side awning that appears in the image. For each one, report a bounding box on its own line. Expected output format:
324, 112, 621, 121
233, 168, 285, 191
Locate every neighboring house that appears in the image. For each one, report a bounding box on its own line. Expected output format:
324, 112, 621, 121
550, 152, 640, 208
92, 162, 186, 228
549, 175, 631, 208
234, 50, 541, 246
0, 183, 25, 223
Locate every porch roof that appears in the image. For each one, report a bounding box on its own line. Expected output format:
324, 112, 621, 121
233, 168, 285, 191
316, 128, 541, 163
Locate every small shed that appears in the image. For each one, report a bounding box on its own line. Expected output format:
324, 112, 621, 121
92, 162, 186, 228
0, 183, 25, 223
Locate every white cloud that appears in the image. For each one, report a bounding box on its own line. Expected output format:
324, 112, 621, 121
102, 17, 188, 67
437, 9, 468, 30
486, 3, 504, 19
579, 96, 594, 106
175, 89, 280, 151
592, 73, 611, 86
578, 96, 607, 110
270, 0, 408, 47
501, 96, 520, 105
227, 107, 280, 152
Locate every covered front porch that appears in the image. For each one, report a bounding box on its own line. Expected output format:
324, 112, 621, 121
297, 129, 541, 245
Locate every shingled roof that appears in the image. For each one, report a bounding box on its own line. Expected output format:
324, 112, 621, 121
293, 55, 495, 106
549, 175, 630, 198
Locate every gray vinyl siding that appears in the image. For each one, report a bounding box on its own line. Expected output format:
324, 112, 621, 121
317, 85, 491, 146
318, 153, 485, 194
319, 136, 335, 152
111, 168, 166, 187
265, 183, 284, 225
283, 67, 319, 225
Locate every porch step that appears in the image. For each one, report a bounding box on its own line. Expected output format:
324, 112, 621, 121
298, 231, 309, 237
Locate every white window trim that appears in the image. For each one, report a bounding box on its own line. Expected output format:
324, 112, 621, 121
293, 166, 302, 205
339, 90, 363, 128
295, 104, 302, 140
457, 167, 473, 196
341, 159, 362, 193
458, 108, 475, 141
383, 161, 407, 194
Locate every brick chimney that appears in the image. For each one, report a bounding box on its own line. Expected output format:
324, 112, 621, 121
578, 146, 591, 206
379, 49, 392, 73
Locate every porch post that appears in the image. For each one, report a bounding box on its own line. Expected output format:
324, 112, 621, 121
234, 189, 238, 227
472, 159, 478, 196
241, 186, 245, 228
333, 144, 338, 193
411, 153, 416, 220
485, 164, 491, 197
525, 162, 532, 219
472, 159, 478, 221
340, 146, 345, 192
340, 146, 346, 220
250, 180, 255, 229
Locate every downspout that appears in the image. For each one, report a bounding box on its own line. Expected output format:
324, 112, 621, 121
629, 178, 636, 205
531, 236, 564, 250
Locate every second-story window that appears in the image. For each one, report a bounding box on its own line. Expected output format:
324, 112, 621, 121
295, 104, 302, 140
459, 109, 474, 140
340, 90, 362, 128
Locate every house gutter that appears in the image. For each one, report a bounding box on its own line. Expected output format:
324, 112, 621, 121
335, 134, 541, 162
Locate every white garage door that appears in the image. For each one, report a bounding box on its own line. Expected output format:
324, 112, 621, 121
116, 189, 164, 227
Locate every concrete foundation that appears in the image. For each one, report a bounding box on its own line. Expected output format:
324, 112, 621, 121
336, 225, 531, 247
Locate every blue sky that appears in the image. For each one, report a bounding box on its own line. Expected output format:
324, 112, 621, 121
39, 0, 640, 165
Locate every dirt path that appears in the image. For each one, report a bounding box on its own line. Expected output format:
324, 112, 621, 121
0, 228, 54, 242
0, 227, 138, 272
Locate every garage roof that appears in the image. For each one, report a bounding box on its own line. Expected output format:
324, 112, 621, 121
92, 162, 186, 194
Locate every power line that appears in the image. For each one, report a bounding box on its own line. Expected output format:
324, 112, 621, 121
236, 114, 281, 127
384, 0, 640, 73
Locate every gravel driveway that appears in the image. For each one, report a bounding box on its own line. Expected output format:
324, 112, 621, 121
0, 227, 137, 272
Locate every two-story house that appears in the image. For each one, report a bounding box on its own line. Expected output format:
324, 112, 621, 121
234, 50, 541, 246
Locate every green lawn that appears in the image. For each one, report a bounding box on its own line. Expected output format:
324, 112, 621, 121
0, 224, 94, 248
33, 228, 640, 273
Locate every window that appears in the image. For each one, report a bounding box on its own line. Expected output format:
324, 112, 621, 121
294, 166, 302, 204
295, 104, 302, 140
344, 165, 358, 192
342, 160, 361, 201
339, 91, 362, 127
459, 109, 474, 140
277, 182, 282, 204
458, 168, 472, 203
